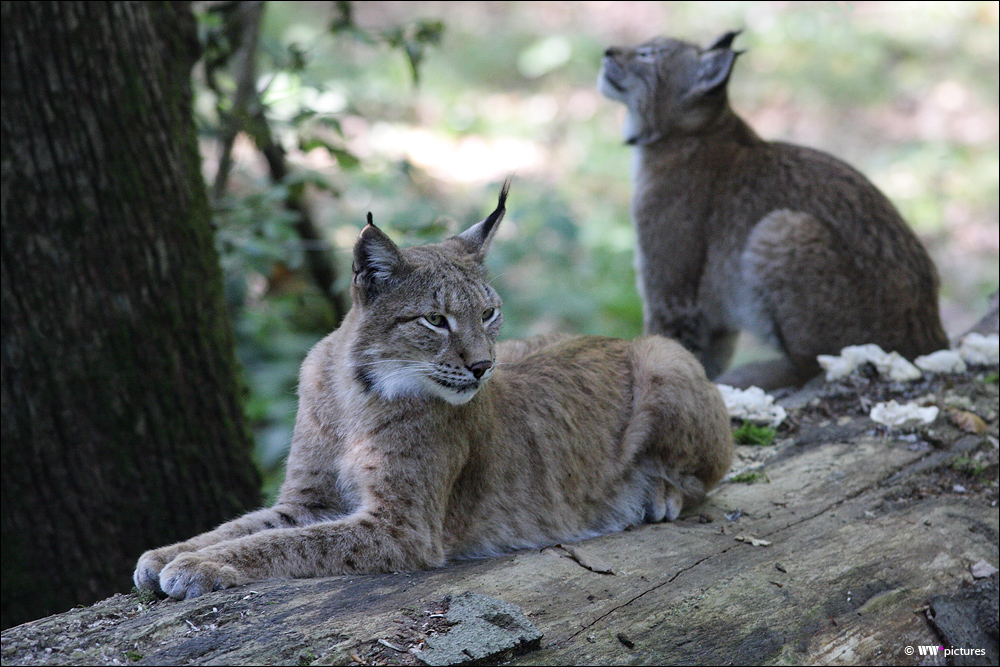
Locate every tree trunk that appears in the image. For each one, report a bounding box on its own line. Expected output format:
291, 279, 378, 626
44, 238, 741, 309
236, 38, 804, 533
1, 1, 261, 630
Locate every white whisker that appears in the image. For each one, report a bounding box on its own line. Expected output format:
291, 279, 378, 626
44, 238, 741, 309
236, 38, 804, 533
355, 359, 435, 370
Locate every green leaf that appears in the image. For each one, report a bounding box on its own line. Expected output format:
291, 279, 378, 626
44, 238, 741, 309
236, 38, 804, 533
413, 20, 444, 45
315, 115, 344, 137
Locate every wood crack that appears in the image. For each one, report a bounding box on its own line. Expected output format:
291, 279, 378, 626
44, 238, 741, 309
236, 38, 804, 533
557, 438, 950, 646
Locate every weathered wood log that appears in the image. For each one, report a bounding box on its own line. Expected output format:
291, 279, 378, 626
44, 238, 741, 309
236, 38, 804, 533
2, 368, 997, 666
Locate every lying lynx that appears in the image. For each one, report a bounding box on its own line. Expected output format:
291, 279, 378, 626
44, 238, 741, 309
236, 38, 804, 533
134, 183, 733, 600
599, 31, 949, 390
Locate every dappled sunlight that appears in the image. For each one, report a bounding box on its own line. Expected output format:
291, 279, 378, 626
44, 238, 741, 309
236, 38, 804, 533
207, 1, 998, 491
367, 123, 546, 183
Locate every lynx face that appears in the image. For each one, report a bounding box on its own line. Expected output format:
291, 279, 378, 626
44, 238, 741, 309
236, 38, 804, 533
351, 257, 503, 405
598, 32, 741, 144
349, 187, 507, 406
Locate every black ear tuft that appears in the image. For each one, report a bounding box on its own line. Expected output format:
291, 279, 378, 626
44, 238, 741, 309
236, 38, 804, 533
706, 29, 742, 52
455, 178, 511, 258
497, 177, 511, 207
483, 177, 510, 235
352, 213, 407, 303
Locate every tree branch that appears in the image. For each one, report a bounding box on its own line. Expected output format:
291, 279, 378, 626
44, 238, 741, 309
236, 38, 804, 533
209, 1, 347, 325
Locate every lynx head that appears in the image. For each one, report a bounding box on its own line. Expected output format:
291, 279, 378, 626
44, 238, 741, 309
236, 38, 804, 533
598, 31, 742, 145
348, 182, 509, 405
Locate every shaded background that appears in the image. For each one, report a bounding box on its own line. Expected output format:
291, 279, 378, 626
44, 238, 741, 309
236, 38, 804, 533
217, 1, 998, 498
1, 0, 995, 631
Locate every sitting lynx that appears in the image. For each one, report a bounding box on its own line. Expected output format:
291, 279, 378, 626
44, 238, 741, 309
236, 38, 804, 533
134, 183, 733, 600
599, 31, 949, 390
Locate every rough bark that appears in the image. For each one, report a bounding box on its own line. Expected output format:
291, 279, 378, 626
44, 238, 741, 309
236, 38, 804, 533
1, 1, 260, 630
1, 365, 996, 665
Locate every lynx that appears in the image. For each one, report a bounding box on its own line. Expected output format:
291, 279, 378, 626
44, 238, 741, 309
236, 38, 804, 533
599, 31, 949, 390
134, 183, 733, 600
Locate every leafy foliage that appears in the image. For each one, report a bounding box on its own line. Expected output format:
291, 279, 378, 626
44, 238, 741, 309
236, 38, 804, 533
329, 1, 444, 85
194, 2, 998, 500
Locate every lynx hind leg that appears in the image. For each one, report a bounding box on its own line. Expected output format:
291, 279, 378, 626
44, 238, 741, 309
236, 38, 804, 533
741, 209, 862, 377
643, 297, 735, 381
628, 336, 734, 507
715, 356, 814, 392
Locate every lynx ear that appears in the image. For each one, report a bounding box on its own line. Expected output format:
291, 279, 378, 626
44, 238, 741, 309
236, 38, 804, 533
690, 46, 740, 97
455, 179, 510, 259
352, 213, 408, 303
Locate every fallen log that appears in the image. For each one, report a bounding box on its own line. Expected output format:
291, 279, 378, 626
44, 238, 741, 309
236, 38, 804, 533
3, 366, 997, 666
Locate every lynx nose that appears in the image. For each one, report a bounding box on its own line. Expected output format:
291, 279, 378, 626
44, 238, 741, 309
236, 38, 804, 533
467, 360, 493, 379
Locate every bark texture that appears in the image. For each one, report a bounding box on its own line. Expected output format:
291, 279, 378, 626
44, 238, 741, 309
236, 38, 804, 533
1, 0, 260, 630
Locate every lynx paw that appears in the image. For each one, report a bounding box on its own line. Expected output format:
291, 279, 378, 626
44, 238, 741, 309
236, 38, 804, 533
644, 480, 685, 523
663, 485, 684, 522
159, 552, 245, 600
134, 547, 184, 596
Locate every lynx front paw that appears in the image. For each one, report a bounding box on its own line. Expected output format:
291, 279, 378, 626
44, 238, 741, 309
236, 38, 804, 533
159, 552, 245, 600
134, 547, 184, 595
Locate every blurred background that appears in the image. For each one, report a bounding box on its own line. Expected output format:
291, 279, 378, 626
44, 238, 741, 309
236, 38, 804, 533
200, 1, 999, 498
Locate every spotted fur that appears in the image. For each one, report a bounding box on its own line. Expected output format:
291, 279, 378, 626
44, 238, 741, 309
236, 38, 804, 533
134, 183, 733, 600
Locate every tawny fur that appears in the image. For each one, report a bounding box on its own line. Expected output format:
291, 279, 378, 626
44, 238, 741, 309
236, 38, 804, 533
599, 32, 949, 390
134, 184, 734, 600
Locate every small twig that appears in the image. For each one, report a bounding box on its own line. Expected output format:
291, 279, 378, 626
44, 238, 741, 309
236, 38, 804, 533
206, 0, 347, 324
377, 639, 405, 652
211, 1, 265, 202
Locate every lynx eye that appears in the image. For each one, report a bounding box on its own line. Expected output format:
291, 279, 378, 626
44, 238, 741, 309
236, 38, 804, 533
422, 313, 449, 330
635, 47, 661, 62
482, 307, 498, 323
